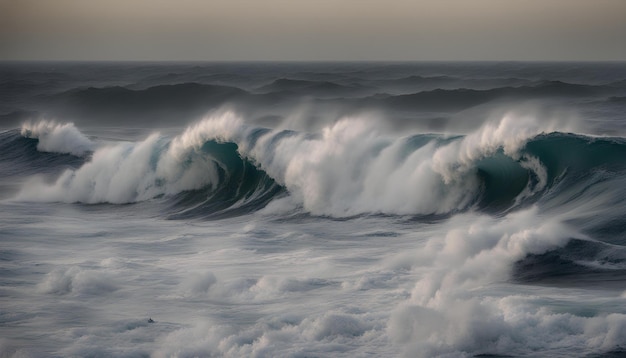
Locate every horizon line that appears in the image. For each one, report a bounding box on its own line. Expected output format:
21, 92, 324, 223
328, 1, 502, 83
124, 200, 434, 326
2, 59, 626, 63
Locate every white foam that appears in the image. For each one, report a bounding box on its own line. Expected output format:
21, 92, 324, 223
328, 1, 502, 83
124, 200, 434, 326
153, 311, 378, 358
382, 207, 626, 357
3, 196, 624, 357
39, 266, 118, 296
16, 122, 225, 203
21, 120, 94, 156
180, 271, 217, 297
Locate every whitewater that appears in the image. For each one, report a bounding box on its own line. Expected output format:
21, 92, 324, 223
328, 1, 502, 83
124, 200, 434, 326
1, 62, 626, 357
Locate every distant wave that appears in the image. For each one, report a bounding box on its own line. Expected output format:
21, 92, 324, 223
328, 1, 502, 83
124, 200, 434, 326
607, 96, 626, 104
35, 80, 622, 120
370, 81, 612, 111
10, 111, 626, 221
362, 74, 535, 92
254, 78, 375, 98
48, 82, 248, 110
513, 237, 626, 287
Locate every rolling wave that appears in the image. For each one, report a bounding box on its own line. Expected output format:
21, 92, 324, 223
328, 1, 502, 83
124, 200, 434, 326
8, 111, 626, 221
368, 80, 615, 111
0, 129, 86, 178
254, 78, 375, 98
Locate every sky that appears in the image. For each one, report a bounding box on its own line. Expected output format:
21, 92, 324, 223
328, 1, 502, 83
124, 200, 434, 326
1, 0, 625, 61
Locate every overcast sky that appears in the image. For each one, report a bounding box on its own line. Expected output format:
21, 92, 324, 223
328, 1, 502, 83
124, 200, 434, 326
1, 0, 625, 61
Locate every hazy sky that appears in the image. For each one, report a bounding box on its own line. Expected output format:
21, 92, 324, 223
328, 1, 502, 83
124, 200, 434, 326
1, 0, 625, 61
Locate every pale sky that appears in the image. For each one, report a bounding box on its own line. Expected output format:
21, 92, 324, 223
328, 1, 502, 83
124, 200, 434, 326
1, 0, 625, 61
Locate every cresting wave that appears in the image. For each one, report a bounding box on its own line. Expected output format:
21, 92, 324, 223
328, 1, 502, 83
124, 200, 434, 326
11, 111, 626, 218
20, 120, 94, 156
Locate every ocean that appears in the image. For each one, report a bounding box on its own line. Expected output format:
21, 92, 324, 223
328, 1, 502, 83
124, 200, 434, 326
1, 61, 626, 357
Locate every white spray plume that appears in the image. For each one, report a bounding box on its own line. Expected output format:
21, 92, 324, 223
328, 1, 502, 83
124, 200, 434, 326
15, 112, 246, 203
21, 120, 94, 156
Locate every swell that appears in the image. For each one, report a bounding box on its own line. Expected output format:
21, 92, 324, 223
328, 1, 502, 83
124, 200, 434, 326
368, 80, 618, 111
513, 237, 626, 288
20, 80, 625, 127
0, 130, 86, 178
253, 78, 375, 98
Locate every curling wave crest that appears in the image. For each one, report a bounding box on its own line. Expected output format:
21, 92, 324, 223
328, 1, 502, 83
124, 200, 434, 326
12, 111, 625, 219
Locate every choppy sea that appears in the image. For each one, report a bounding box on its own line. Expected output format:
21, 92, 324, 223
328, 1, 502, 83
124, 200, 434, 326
1, 62, 626, 357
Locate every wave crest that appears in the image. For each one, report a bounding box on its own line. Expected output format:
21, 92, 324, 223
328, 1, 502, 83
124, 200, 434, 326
17, 127, 222, 204
21, 120, 94, 156
13, 111, 623, 219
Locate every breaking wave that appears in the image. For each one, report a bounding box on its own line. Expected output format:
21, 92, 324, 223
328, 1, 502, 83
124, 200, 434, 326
20, 120, 94, 156
8, 111, 626, 220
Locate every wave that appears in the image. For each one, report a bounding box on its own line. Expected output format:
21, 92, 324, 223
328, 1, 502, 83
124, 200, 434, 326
128, 72, 257, 90
254, 78, 375, 98
20, 120, 94, 156
13, 117, 282, 217
369, 80, 613, 111
9, 110, 626, 221
164, 140, 284, 219
0, 130, 86, 179
48, 83, 248, 110
513, 237, 626, 287
361, 74, 536, 93
32, 82, 297, 126
33, 80, 623, 123
38, 83, 257, 125
607, 96, 626, 104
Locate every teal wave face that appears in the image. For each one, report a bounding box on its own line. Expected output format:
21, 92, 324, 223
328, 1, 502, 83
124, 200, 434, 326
473, 134, 626, 213
165, 140, 285, 219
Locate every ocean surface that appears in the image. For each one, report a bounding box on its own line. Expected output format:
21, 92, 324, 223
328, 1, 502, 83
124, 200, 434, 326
1, 62, 626, 357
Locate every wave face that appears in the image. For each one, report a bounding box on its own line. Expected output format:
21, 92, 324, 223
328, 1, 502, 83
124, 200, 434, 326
0, 129, 86, 179
10, 112, 626, 222
13, 118, 281, 218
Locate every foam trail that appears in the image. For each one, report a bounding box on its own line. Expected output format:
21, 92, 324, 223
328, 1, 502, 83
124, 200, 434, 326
21, 120, 94, 156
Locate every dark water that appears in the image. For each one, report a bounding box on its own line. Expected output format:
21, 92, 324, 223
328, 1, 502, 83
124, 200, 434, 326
1, 62, 625, 357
